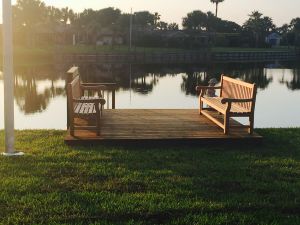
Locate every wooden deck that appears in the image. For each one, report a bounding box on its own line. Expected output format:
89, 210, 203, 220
65, 109, 262, 145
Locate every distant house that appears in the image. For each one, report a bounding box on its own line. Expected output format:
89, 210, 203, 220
161, 30, 189, 47
163, 30, 189, 40
265, 33, 282, 47
95, 28, 124, 46
190, 32, 211, 46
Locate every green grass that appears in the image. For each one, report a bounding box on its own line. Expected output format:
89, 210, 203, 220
57, 45, 298, 54
0, 44, 188, 55
212, 46, 297, 53
61, 45, 189, 54
0, 44, 297, 56
0, 129, 300, 224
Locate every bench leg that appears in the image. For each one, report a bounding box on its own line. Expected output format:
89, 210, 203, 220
70, 117, 75, 136
249, 116, 254, 135
224, 113, 229, 135
199, 96, 203, 115
70, 126, 74, 136
96, 119, 100, 136
96, 112, 101, 136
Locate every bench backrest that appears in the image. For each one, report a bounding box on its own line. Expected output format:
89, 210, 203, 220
67, 75, 81, 110
67, 75, 81, 124
220, 75, 257, 111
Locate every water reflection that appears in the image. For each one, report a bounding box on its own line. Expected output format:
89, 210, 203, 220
288, 68, 300, 90
181, 71, 207, 96
1, 64, 67, 114
233, 65, 272, 90
78, 62, 291, 96
279, 67, 300, 90
15, 78, 65, 114
1, 62, 299, 114
0, 61, 300, 128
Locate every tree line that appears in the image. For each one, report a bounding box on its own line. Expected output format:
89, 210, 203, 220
8, 0, 300, 48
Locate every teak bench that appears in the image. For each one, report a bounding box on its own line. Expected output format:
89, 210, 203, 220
196, 75, 257, 134
67, 76, 106, 136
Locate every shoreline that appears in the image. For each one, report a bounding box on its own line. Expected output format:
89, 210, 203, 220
0, 46, 299, 65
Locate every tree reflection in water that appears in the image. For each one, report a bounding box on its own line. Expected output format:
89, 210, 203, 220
181, 71, 208, 96
13, 65, 65, 114
287, 68, 300, 90
79, 64, 166, 94
73, 61, 300, 97
2, 60, 299, 114
208, 62, 273, 90
279, 62, 300, 90
233, 64, 272, 90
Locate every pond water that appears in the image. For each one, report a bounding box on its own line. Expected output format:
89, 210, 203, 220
0, 61, 300, 129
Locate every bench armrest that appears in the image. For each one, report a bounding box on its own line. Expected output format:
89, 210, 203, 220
73, 98, 106, 105
80, 85, 106, 91
196, 86, 222, 91
81, 82, 116, 86
221, 98, 253, 104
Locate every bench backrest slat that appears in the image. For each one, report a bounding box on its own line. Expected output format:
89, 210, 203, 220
69, 76, 81, 99
220, 75, 256, 111
67, 75, 81, 112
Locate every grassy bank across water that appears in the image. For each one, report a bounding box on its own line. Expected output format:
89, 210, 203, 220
0, 129, 300, 224
211, 46, 298, 53
0, 45, 297, 55
0, 45, 298, 66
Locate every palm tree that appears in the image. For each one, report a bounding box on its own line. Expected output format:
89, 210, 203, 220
243, 11, 275, 47
154, 12, 161, 28
210, 0, 224, 17
61, 7, 74, 24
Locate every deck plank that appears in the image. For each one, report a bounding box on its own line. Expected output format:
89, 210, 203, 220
65, 109, 262, 144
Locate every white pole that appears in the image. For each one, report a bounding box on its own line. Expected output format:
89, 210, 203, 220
129, 8, 133, 50
2, 0, 24, 156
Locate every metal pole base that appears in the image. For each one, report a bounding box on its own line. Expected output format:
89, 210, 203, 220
2, 151, 24, 156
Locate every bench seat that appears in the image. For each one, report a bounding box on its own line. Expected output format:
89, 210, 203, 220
202, 97, 251, 115
74, 97, 106, 115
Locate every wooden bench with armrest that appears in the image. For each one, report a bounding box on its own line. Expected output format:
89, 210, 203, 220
196, 75, 257, 134
67, 76, 106, 136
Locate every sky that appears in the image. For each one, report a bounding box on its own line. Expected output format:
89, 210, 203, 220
1, 0, 300, 26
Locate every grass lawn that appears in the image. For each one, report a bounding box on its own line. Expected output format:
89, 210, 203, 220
0, 44, 189, 56
211, 46, 297, 53
61, 45, 189, 54
0, 129, 300, 224
61, 45, 298, 54
1, 45, 296, 57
